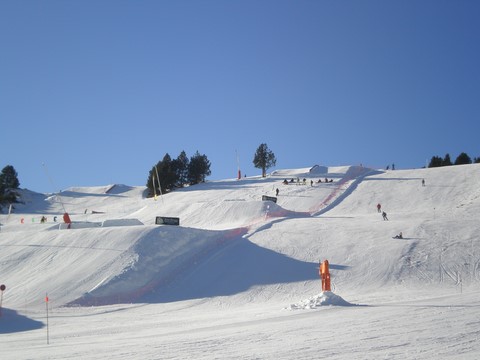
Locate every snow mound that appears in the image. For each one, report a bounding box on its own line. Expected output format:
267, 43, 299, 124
287, 291, 353, 309
309, 164, 328, 174
102, 218, 144, 227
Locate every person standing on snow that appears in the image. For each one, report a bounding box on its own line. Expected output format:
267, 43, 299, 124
382, 211, 388, 221
377, 203, 382, 213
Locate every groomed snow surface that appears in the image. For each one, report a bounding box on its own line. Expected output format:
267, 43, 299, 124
1, 164, 480, 359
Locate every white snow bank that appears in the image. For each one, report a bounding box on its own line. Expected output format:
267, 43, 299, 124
55, 218, 144, 230
58, 221, 101, 229
309, 164, 328, 174
287, 291, 353, 309
102, 218, 144, 227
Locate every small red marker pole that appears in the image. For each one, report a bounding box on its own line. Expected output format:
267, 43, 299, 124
45, 293, 50, 344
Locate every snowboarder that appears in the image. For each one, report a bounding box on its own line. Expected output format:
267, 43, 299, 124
382, 211, 388, 221
276, 188, 279, 196
422, 179, 425, 187
377, 203, 382, 213
393, 232, 403, 239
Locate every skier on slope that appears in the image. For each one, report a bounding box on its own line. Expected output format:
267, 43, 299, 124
382, 211, 388, 221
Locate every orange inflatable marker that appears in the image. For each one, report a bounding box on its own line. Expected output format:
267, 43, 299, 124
63, 212, 72, 229
63, 212, 72, 224
320, 260, 331, 292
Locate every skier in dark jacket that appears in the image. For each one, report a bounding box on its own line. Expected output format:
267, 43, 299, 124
382, 211, 388, 221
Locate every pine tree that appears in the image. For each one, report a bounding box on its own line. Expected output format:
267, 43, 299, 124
253, 143, 276, 177
187, 151, 211, 185
428, 156, 443, 168
146, 162, 161, 197
0, 165, 20, 210
454, 152, 472, 165
146, 154, 177, 196
0, 165, 20, 189
147, 150, 211, 196
442, 153, 452, 166
173, 151, 189, 187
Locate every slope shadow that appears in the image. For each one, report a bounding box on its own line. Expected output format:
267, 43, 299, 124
58, 190, 126, 199
140, 239, 346, 304
104, 184, 136, 195
0, 308, 44, 333
12, 190, 51, 214
248, 214, 311, 237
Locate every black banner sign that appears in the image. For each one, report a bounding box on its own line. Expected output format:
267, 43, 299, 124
262, 195, 277, 203
155, 216, 180, 226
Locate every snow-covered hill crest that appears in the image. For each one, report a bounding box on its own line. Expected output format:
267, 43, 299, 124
1, 164, 480, 309
3, 164, 480, 359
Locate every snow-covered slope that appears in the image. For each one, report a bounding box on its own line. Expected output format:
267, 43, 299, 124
2, 164, 480, 359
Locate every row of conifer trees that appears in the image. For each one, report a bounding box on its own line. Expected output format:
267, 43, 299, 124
428, 152, 480, 168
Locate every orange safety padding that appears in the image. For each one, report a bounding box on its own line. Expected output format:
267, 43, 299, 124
320, 260, 331, 291
63, 212, 72, 224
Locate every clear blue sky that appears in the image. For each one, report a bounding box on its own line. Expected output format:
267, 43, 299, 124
1, 1, 479, 193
